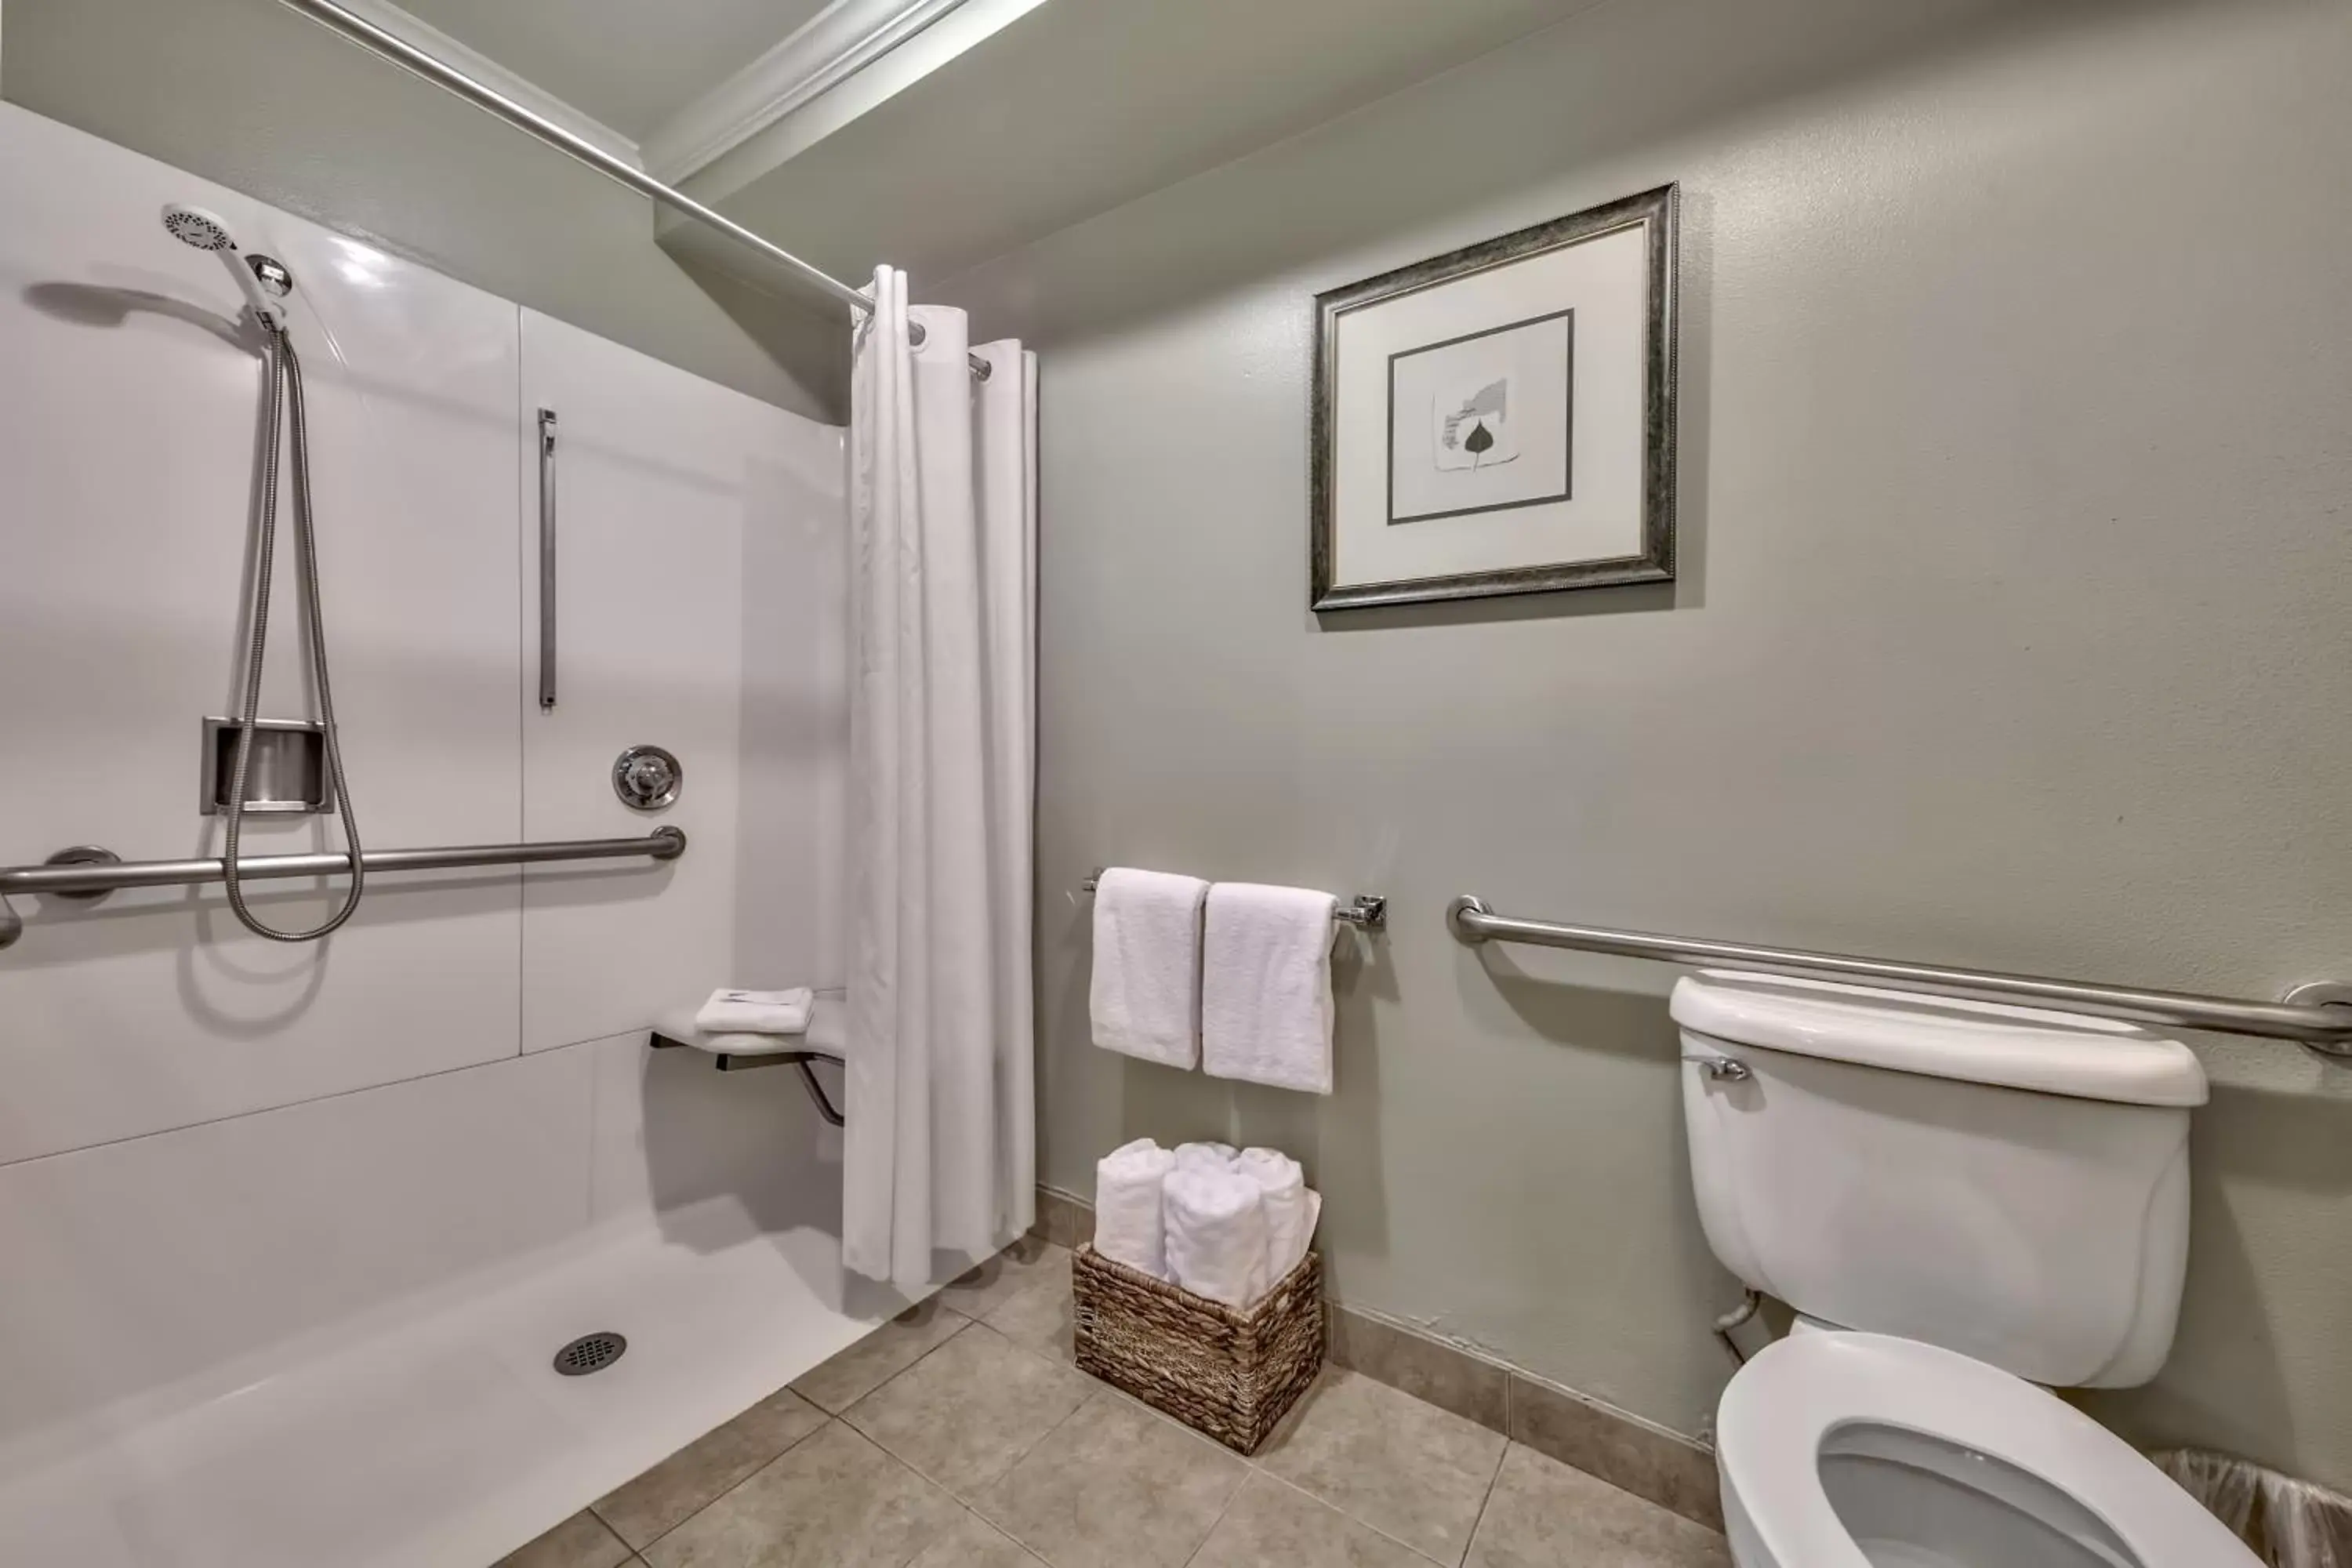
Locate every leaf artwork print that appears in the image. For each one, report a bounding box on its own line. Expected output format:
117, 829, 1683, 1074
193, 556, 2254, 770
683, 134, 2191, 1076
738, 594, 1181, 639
1433, 373, 1519, 472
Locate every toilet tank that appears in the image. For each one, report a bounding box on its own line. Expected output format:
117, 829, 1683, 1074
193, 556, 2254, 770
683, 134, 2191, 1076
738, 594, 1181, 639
1674, 971, 2205, 1388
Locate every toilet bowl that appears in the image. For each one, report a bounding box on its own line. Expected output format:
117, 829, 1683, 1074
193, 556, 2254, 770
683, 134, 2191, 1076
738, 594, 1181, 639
1716, 1331, 2257, 1568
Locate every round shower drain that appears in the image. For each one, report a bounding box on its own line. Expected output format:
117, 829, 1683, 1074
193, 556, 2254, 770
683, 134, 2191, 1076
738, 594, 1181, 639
553, 1331, 628, 1377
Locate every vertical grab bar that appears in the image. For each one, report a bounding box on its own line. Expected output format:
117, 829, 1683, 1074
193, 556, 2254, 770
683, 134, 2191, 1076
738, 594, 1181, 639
536, 407, 558, 710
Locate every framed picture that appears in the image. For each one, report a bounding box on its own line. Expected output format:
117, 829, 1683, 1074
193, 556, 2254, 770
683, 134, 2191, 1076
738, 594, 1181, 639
1311, 184, 1677, 611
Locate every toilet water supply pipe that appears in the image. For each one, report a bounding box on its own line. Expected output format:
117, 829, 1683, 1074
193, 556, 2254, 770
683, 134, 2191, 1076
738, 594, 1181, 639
1715, 1290, 1762, 1366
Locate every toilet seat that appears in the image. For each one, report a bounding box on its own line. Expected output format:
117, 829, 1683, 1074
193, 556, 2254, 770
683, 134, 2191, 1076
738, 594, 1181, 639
1717, 1331, 2256, 1568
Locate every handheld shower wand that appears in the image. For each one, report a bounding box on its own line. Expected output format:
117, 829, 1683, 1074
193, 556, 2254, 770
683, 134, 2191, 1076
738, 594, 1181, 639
162, 201, 362, 942
161, 202, 292, 327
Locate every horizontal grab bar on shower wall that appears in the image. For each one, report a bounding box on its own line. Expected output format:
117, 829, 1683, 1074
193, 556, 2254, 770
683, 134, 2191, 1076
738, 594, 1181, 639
1446, 895, 2352, 1058
0, 829, 687, 951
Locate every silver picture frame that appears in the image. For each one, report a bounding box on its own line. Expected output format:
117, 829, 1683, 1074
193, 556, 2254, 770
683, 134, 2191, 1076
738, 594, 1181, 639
1311, 183, 1678, 612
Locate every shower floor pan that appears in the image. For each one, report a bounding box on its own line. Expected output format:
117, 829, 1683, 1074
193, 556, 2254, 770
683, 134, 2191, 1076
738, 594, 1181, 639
0, 1196, 913, 1568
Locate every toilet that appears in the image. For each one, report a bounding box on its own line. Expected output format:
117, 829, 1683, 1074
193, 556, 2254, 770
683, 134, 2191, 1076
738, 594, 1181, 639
1673, 970, 2259, 1568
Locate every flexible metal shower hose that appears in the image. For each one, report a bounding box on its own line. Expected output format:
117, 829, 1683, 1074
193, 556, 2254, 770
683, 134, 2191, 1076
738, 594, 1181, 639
221, 318, 364, 942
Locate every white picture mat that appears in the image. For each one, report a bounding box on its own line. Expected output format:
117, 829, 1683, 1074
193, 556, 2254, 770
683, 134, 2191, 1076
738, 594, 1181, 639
1330, 220, 1649, 589
1388, 312, 1570, 521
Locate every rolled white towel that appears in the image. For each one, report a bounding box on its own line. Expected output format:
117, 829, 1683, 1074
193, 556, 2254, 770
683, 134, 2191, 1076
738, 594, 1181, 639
1174, 1141, 1238, 1173
1235, 1147, 1317, 1281
1163, 1167, 1269, 1309
695, 986, 814, 1034
1094, 1138, 1177, 1279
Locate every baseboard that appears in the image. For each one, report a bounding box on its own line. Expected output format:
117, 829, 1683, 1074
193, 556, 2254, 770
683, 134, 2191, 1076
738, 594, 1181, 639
1030, 1182, 1094, 1252
1029, 1182, 1722, 1530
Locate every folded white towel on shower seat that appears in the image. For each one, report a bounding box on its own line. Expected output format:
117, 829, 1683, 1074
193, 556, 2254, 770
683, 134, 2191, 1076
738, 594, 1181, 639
1094, 1138, 1179, 1279
1202, 883, 1338, 1094
1173, 1141, 1239, 1173
1163, 1165, 1270, 1309
1090, 867, 1211, 1068
693, 985, 815, 1035
659, 994, 843, 1058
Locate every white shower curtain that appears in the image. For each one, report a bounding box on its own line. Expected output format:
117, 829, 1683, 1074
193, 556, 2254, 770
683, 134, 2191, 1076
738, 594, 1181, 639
843, 267, 1037, 1289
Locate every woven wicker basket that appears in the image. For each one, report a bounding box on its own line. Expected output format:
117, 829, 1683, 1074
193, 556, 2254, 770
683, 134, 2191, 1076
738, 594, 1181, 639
1071, 1243, 1325, 1455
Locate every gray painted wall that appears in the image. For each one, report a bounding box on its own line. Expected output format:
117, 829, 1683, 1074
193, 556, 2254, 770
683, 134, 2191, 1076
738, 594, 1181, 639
2, 0, 848, 419
940, 0, 2352, 1485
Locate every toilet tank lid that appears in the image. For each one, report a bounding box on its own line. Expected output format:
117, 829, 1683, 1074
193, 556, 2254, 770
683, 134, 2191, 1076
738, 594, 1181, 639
1670, 971, 2208, 1106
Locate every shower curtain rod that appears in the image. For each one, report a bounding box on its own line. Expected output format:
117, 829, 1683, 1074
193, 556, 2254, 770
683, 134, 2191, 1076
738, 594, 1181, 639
275, 0, 991, 378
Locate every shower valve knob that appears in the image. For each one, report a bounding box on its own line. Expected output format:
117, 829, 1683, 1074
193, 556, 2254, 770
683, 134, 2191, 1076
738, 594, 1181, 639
612, 746, 682, 811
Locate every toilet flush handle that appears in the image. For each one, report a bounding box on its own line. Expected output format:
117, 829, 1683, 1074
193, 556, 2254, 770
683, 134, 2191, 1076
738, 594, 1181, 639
1682, 1054, 1752, 1083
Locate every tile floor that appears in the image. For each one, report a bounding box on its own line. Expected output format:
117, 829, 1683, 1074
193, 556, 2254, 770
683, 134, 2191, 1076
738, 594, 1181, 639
494, 1238, 1729, 1568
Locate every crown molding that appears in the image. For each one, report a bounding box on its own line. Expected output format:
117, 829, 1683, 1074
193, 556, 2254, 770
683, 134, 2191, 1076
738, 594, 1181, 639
641, 0, 970, 182
324, 0, 644, 170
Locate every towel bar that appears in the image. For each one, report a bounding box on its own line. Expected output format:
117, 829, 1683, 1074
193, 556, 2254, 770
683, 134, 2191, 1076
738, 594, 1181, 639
1080, 868, 1385, 931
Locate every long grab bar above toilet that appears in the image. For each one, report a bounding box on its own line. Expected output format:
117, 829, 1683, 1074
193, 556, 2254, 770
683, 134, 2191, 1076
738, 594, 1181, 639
1447, 894, 2352, 1058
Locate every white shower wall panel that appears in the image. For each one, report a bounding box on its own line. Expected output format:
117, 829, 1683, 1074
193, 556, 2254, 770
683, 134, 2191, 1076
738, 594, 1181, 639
0, 1040, 595, 1454
519, 311, 847, 1054
587, 1029, 844, 1232
0, 104, 863, 1564
0, 102, 525, 1163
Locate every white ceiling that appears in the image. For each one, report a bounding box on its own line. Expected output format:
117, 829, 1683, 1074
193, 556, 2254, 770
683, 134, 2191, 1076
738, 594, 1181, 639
691, 0, 1611, 289
364, 0, 1612, 299
396, 0, 832, 142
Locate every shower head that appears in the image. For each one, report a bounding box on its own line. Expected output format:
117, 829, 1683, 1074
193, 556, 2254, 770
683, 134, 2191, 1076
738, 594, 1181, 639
162, 203, 235, 252
161, 201, 289, 326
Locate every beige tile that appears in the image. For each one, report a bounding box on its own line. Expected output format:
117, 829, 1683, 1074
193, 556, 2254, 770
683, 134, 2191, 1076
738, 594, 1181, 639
942, 1236, 1071, 1316
494, 1508, 633, 1568
1257, 1369, 1508, 1566
592, 1386, 829, 1548
641, 1421, 964, 1568
790, 1299, 968, 1414
1190, 1472, 1432, 1568
845, 1323, 1093, 1496
1506, 1373, 1722, 1530
908, 1508, 1049, 1566
983, 1261, 1075, 1363
1327, 1306, 1511, 1436
1466, 1445, 1730, 1568
976, 1388, 1247, 1568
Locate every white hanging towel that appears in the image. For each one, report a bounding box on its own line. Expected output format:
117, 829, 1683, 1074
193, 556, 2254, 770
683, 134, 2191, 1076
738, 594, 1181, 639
694, 986, 814, 1035
1235, 1147, 1318, 1280
1201, 883, 1338, 1094
1094, 1138, 1178, 1279
1163, 1166, 1269, 1309
1090, 868, 1210, 1067
1173, 1141, 1239, 1173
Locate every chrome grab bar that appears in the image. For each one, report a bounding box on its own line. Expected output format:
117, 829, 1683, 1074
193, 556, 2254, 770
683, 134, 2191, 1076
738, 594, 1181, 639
0, 829, 686, 950
537, 407, 559, 711
1447, 894, 2352, 1058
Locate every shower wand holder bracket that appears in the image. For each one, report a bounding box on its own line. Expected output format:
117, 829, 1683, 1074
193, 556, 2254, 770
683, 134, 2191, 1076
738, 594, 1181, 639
202, 717, 332, 816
